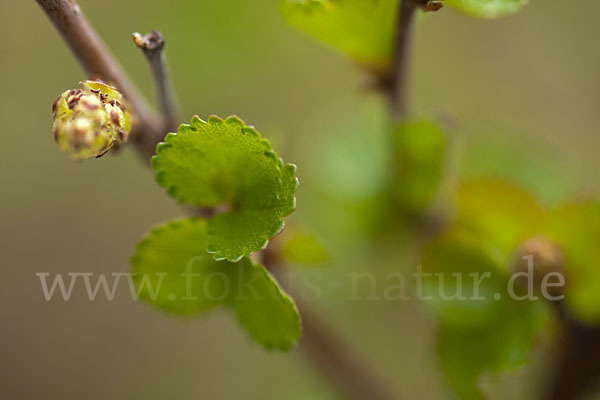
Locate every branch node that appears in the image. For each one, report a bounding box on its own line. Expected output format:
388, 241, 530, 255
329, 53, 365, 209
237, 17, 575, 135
414, 0, 444, 12
132, 31, 165, 54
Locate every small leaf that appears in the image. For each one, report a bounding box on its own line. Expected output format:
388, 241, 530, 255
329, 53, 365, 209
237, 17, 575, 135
281, 0, 399, 69
438, 299, 544, 400
282, 230, 330, 264
391, 119, 446, 215
422, 228, 508, 330
445, 0, 528, 19
131, 218, 231, 315
542, 202, 600, 324
131, 218, 301, 350
227, 261, 302, 350
423, 228, 546, 399
152, 115, 298, 262
456, 179, 544, 260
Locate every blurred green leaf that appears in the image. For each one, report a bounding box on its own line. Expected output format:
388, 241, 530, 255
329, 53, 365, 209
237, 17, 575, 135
152, 115, 298, 262
131, 218, 300, 350
282, 230, 330, 264
542, 202, 600, 324
423, 226, 546, 399
281, 0, 398, 69
446, 0, 529, 18
422, 228, 508, 330
438, 298, 544, 400
456, 179, 544, 260
453, 179, 600, 324
391, 119, 446, 215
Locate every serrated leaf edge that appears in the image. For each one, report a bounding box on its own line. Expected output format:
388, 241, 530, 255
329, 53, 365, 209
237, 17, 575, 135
152, 115, 298, 262
152, 115, 297, 206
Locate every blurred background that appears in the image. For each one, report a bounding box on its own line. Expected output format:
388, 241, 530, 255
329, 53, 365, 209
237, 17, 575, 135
1, 0, 599, 399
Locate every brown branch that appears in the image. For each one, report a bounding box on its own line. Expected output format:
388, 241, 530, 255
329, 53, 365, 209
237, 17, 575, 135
133, 31, 179, 133
388, 0, 417, 119
543, 301, 600, 400
35, 0, 163, 158
384, 0, 442, 120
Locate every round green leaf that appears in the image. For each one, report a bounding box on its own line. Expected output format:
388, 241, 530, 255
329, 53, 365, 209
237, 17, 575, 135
131, 218, 231, 315
281, 0, 399, 68
131, 218, 301, 350
456, 179, 544, 260
152, 115, 298, 262
281, 229, 330, 265
542, 202, 600, 324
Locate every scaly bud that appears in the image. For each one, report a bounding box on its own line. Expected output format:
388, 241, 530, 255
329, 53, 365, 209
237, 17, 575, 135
52, 80, 131, 161
513, 236, 567, 298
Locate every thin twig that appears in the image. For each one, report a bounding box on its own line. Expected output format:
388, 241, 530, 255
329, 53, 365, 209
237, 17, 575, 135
389, 0, 417, 119
35, 0, 163, 158
133, 31, 179, 133
385, 0, 442, 120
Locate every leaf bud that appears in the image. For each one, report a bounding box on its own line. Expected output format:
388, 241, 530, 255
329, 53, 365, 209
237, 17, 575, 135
513, 236, 567, 298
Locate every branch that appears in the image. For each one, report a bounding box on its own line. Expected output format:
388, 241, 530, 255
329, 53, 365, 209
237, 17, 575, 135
35, 0, 163, 158
543, 301, 600, 400
133, 31, 179, 133
385, 0, 442, 120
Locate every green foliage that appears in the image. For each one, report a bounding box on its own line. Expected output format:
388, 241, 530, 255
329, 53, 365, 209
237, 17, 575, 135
135, 116, 301, 349
542, 202, 600, 323
456, 179, 600, 324
131, 218, 301, 350
152, 115, 298, 262
438, 301, 544, 400
281, 229, 330, 264
281, 0, 399, 69
228, 261, 301, 350
281, 0, 528, 74
425, 178, 600, 397
423, 228, 508, 330
391, 120, 446, 215
445, 0, 529, 19
423, 228, 546, 399
131, 218, 230, 315
456, 179, 544, 258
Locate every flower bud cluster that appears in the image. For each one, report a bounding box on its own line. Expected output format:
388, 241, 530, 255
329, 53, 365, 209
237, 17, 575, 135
52, 80, 131, 160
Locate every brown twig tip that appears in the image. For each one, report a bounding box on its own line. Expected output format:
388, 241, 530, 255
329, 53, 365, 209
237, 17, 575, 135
413, 0, 444, 12
132, 30, 178, 134
132, 31, 165, 54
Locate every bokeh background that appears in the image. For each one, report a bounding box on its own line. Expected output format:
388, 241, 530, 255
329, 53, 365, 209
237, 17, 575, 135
1, 0, 599, 399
